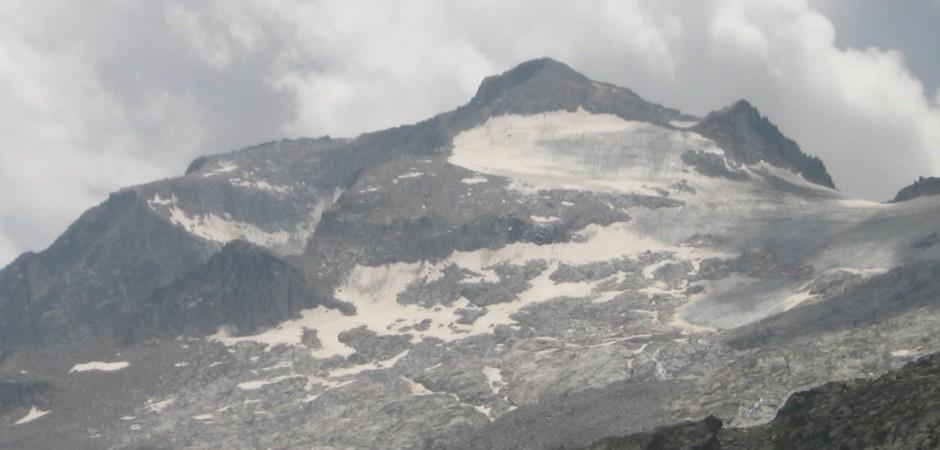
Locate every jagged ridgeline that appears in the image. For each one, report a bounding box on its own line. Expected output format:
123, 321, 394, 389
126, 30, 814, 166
1, 58, 939, 449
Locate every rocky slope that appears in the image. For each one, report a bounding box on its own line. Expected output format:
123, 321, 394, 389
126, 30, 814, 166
0, 58, 938, 449
581, 351, 940, 449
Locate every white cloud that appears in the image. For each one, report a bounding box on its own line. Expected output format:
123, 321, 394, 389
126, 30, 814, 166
1, 0, 939, 266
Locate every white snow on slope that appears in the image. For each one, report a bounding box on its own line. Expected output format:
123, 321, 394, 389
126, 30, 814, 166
15, 407, 50, 425
145, 398, 175, 413
147, 188, 342, 255
448, 109, 849, 209
212, 222, 727, 357
69, 361, 129, 373
230, 178, 291, 194
482, 366, 504, 394
670, 120, 699, 128
201, 160, 237, 177
449, 109, 723, 196
530, 215, 559, 223
237, 375, 306, 391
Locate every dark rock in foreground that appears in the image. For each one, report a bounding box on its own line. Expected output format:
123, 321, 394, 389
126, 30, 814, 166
578, 352, 940, 449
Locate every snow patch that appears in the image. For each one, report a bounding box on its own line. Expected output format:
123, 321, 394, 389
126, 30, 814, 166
15, 407, 49, 425
401, 376, 434, 396
397, 172, 424, 179
779, 291, 814, 312
450, 109, 724, 196
461, 176, 489, 184
236, 374, 305, 391
482, 366, 504, 394
147, 188, 342, 255
70, 361, 129, 373
145, 398, 175, 413
212, 221, 724, 357
230, 178, 291, 194
530, 215, 559, 223
670, 120, 699, 128
201, 161, 237, 177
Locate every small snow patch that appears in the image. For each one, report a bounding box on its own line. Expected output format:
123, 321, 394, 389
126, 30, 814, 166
530, 216, 559, 223
230, 178, 290, 194
397, 172, 423, 179
202, 161, 237, 177
401, 376, 434, 396
145, 398, 175, 413
237, 374, 305, 390
461, 176, 488, 184
482, 366, 504, 394
670, 120, 699, 128
192, 414, 214, 421
70, 361, 129, 373
15, 407, 49, 425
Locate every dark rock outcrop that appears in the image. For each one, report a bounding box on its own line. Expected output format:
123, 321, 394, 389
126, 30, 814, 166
0, 377, 50, 419
0, 191, 211, 351
578, 352, 940, 449
891, 176, 940, 203
692, 100, 835, 189
124, 240, 349, 341
736, 352, 940, 449
579, 415, 723, 450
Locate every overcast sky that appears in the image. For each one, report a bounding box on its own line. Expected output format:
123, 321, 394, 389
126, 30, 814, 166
1, 0, 938, 267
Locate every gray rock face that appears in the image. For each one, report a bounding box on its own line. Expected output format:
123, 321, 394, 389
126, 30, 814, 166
0, 190, 211, 351
0, 58, 936, 450
124, 240, 349, 342
892, 176, 940, 202
692, 100, 835, 189
583, 352, 940, 449
726, 259, 940, 350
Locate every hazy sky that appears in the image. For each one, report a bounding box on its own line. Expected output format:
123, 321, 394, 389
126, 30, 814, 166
1, 0, 938, 267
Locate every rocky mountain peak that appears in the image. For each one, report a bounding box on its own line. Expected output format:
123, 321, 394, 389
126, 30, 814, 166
463, 58, 686, 125
470, 58, 590, 102
891, 176, 940, 202
692, 99, 836, 189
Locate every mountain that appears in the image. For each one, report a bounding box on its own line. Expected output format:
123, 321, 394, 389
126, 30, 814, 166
1, 58, 939, 449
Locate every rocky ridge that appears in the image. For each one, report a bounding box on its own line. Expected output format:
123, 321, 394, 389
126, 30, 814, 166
892, 176, 940, 203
